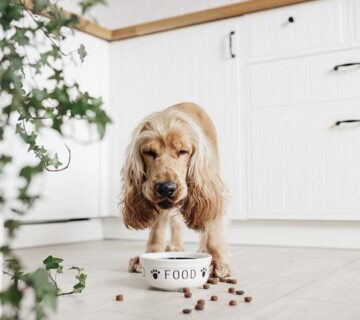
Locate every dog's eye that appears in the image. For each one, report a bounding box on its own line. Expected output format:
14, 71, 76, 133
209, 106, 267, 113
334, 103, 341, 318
178, 150, 188, 156
144, 151, 157, 159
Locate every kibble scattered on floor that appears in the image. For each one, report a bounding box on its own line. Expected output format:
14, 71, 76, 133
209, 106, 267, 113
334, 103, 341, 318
182, 276, 252, 315
197, 299, 205, 306
226, 278, 237, 284
207, 278, 218, 285
182, 309, 192, 314
229, 300, 237, 306
195, 304, 204, 311
228, 287, 236, 294
115, 294, 124, 301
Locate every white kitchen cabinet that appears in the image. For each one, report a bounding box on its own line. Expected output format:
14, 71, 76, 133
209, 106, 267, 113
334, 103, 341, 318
109, 18, 244, 218
243, 0, 360, 221
248, 107, 360, 220
245, 0, 348, 62
6, 31, 109, 222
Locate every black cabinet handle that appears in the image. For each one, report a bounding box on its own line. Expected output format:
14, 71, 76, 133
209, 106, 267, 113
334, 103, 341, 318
229, 31, 235, 58
333, 63, 360, 71
335, 119, 360, 126
288, 16, 295, 23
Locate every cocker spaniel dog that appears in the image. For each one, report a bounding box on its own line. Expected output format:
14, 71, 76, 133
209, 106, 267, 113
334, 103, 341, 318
120, 102, 231, 277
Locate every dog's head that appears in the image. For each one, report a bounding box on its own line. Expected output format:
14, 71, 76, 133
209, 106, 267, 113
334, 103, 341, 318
120, 109, 224, 231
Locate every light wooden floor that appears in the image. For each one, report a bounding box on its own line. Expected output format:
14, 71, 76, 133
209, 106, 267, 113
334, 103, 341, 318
16, 240, 360, 320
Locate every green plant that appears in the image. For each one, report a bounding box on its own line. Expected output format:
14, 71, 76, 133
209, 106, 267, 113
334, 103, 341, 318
0, 0, 111, 319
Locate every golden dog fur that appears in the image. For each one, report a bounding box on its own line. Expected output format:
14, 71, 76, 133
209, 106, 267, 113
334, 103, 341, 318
120, 102, 231, 277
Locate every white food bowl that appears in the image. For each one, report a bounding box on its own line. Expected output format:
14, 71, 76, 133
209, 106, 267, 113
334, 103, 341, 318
139, 252, 212, 291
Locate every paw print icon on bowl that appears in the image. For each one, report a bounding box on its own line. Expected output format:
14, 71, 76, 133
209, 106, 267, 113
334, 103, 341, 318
151, 269, 160, 279
201, 267, 207, 277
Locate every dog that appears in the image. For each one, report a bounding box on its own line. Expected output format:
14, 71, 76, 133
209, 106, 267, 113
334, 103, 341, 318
120, 102, 231, 277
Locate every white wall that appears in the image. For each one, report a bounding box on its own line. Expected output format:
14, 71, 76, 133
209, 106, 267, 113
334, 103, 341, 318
59, 0, 249, 29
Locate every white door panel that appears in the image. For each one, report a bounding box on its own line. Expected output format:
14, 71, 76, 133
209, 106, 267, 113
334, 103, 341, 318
249, 109, 360, 220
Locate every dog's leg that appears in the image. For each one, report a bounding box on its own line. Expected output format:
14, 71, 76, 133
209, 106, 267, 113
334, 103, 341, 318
128, 213, 168, 273
146, 213, 168, 252
198, 232, 208, 253
206, 219, 231, 277
166, 215, 184, 252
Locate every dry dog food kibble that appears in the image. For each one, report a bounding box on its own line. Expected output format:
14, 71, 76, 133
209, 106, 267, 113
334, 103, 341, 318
228, 287, 236, 294
115, 294, 124, 301
203, 284, 210, 289
197, 299, 205, 306
236, 290, 245, 295
184, 292, 192, 298
182, 309, 192, 314
229, 300, 237, 306
183, 288, 190, 294
210, 295, 218, 301
226, 278, 237, 284
219, 277, 226, 282
195, 304, 204, 311
207, 278, 218, 285
244, 296, 253, 303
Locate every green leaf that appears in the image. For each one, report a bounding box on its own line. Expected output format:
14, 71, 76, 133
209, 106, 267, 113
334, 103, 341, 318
19, 164, 43, 185
4, 219, 21, 238
43, 255, 64, 271
0, 282, 23, 308
25, 268, 57, 310
77, 44, 87, 63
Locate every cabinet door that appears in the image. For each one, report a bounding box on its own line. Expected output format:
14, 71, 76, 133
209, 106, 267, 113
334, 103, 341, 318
249, 107, 360, 220
109, 18, 244, 218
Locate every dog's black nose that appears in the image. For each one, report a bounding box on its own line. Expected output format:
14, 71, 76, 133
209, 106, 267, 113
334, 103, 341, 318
155, 181, 177, 197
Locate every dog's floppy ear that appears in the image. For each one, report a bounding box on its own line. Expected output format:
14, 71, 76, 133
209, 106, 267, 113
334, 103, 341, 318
181, 141, 225, 231
120, 122, 157, 230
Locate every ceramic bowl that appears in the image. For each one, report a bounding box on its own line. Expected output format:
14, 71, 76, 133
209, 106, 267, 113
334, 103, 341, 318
139, 251, 212, 291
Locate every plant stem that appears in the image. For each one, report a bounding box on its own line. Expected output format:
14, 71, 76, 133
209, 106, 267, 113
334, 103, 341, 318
57, 290, 74, 296
47, 271, 58, 290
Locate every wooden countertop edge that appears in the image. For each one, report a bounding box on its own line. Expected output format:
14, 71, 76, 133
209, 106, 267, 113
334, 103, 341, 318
24, 0, 314, 42
111, 0, 314, 41
23, 0, 112, 41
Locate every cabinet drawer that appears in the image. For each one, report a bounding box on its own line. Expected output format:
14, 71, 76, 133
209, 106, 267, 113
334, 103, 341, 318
246, 0, 346, 61
249, 111, 360, 220
248, 49, 360, 109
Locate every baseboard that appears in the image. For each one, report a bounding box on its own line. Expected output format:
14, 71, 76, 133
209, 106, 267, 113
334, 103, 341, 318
13, 217, 360, 250
12, 219, 103, 249
102, 216, 360, 249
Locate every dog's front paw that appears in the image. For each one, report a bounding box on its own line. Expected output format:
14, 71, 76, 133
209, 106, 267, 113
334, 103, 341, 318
209, 259, 232, 278
128, 256, 142, 273
165, 244, 184, 252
